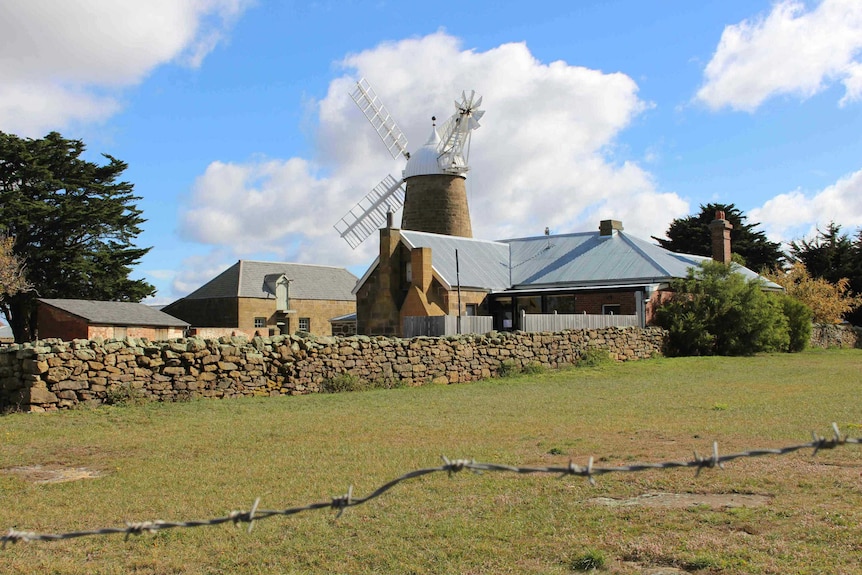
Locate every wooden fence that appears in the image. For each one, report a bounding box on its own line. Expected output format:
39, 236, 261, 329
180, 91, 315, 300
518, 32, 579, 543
522, 313, 639, 331
402, 316, 494, 338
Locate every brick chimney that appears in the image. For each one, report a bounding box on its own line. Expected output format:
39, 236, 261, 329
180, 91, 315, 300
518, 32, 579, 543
599, 219, 623, 236
708, 210, 733, 264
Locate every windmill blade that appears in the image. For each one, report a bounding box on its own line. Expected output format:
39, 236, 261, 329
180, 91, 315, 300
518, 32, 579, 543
437, 90, 484, 174
350, 78, 410, 160
334, 174, 406, 249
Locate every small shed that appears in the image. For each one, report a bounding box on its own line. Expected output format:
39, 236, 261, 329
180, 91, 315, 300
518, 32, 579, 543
38, 299, 189, 341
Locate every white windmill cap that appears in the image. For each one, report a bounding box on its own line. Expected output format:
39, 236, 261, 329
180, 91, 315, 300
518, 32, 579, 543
403, 125, 456, 179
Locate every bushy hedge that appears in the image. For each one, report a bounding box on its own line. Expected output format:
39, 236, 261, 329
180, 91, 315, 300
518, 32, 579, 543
655, 261, 812, 356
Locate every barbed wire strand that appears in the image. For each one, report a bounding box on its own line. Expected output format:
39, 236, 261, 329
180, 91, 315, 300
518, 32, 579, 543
3, 423, 859, 547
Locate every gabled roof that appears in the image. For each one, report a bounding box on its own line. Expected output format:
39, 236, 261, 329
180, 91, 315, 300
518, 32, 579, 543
182, 260, 358, 301
39, 299, 189, 327
502, 230, 781, 290
354, 225, 781, 297
400, 230, 510, 290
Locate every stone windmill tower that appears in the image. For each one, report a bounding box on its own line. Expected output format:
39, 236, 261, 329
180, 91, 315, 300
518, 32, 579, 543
335, 79, 485, 248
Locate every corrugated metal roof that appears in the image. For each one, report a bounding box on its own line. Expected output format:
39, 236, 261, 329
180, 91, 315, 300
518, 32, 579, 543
400, 230, 510, 290
183, 260, 358, 301
39, 299, 189, 327
502, 230, 781, 290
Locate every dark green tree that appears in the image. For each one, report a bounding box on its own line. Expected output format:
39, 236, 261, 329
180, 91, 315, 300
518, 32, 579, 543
0, 131, 154, 342
653, 203, 784, 272
788, 222, 862, 325
654, 261, 790, 356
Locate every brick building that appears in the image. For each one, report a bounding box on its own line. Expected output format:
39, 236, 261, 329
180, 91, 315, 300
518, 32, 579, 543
37, 299, 189, 341
355, 216, 782, 335
163, 260, 358, 337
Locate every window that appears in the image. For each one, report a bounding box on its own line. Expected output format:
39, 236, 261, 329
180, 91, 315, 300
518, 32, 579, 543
298, 317, 310, 332
546, 295, 576, 314
465, 304, 478, 316
602, 304, 621, 315
254, 317, 266, 329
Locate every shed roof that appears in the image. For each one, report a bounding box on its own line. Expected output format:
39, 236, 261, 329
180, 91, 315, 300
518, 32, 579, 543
182, 260, 358, 301
39, 299, 189, 327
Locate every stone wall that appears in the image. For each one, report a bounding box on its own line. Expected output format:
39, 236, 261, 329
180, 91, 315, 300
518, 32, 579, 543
809, 324, 861, 349
0, 326, 666, 412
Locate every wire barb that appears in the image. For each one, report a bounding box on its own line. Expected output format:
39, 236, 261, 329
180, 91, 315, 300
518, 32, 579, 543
2, 529, 37, 548
124, 521, 162, 541
331, 486, 353, 518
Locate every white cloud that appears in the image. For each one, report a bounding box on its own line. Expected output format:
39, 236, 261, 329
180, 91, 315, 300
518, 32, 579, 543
0, 0, 252, 137
697, 0, 862, 111
750, 168, 862, 242
179, 32, 688, 283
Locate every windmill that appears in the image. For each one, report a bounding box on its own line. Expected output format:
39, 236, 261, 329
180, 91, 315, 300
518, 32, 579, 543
334, 78, 485, 249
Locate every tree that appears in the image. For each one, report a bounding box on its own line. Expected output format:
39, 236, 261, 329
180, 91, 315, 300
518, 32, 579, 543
654, 261, 790, 356
0, 131, 154, 342
764, 261, 861, 324
653, 203, 784, 272
788, 222, 862, 324
0, 234, 32, 299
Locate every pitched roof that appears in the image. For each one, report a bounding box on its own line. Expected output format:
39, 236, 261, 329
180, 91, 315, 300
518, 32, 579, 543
355, 224, 782, 296
502, 230, 781, 290
182, 260, 358, 301
39, 299, 189, 327
400, 230, 511, 290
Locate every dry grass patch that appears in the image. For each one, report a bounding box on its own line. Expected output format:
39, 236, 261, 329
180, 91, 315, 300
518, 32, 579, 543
0, 349, 860, 574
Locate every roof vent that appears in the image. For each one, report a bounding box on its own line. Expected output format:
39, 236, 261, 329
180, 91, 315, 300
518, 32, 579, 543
599, 220, 623, 236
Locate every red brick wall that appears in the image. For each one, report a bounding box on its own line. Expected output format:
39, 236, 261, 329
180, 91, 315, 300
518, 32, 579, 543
37, 305, 89, 341
573, 291, 637, 315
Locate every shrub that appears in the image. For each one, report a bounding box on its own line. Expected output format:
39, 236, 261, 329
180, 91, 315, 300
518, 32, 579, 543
776, 293, 812, 352
577, 348, 611, 367
521, 361, 546, 375
570, 548, 606, 571
497, 359, 520, 377
655, 261, 790, 356
320, 373, 367, 393
104, 382, 147, 406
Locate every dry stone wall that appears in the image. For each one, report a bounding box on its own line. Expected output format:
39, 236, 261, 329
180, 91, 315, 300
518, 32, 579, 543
809, 324, 861, 349
0, 327, 665, 412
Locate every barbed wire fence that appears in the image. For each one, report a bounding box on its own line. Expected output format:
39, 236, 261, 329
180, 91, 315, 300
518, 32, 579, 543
3, 423, 860, 547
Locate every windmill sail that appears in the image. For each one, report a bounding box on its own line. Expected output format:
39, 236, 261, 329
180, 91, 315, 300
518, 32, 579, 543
350, 78, 410, 160
334, 175, 406, 249
437, 91, 484, 174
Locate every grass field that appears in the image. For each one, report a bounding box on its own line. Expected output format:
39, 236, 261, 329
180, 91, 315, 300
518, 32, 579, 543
1, 349, 861, 574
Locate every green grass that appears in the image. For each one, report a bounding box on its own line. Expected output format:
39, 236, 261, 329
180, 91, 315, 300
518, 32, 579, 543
1, 349, 861, 574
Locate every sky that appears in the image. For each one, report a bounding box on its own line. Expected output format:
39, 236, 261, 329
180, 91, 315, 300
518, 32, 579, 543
1, 0, 861, 305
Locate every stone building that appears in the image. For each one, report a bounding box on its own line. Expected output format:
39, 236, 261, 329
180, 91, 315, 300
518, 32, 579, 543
163, 260, 357, 337
37, 299, 189, 341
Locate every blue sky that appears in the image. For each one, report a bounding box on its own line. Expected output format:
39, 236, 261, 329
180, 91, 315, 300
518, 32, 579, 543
2, 0, 861, 305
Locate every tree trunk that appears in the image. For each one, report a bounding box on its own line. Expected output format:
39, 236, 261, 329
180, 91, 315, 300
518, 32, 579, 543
5, 292, 37, 343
